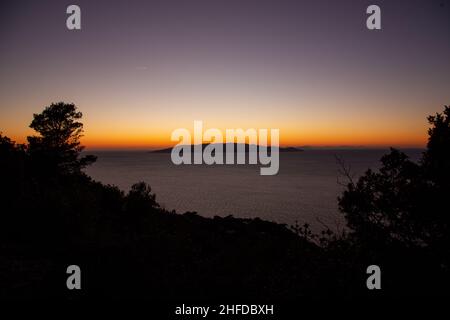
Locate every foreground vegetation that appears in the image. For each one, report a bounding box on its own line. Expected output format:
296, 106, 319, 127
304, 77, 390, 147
1, 102, 449, 299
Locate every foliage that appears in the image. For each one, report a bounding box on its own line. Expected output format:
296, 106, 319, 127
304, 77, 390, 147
339, 107, 450, 260
27, 102, 96, 175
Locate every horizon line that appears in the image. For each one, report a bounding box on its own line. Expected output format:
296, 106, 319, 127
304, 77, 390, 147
83, 144, 427, 152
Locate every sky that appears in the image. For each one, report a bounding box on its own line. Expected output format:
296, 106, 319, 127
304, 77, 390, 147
0, 0, 449, 149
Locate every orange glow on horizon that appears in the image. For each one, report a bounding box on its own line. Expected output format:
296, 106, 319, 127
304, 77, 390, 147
6, 124, 428, 150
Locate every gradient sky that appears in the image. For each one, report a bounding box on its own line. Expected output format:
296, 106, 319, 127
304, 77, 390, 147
1, 0, 449, 149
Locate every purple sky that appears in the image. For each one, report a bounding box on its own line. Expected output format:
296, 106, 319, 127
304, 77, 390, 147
1, 0, 449, 148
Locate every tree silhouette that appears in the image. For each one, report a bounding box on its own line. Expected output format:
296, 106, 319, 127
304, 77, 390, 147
27, 102, 96, 175
339, 106, 450, 266
423, 106, 450, 186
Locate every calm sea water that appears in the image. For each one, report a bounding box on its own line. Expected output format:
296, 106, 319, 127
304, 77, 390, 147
84, 149, 422, 230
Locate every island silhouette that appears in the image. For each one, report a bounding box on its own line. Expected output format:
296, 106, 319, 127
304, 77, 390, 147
151, 143, 303, 153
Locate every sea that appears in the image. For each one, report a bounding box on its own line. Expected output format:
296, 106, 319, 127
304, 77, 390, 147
84, 149, 423, 230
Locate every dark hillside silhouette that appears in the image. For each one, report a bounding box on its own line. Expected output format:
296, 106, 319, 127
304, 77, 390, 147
1, 103, 449, 299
